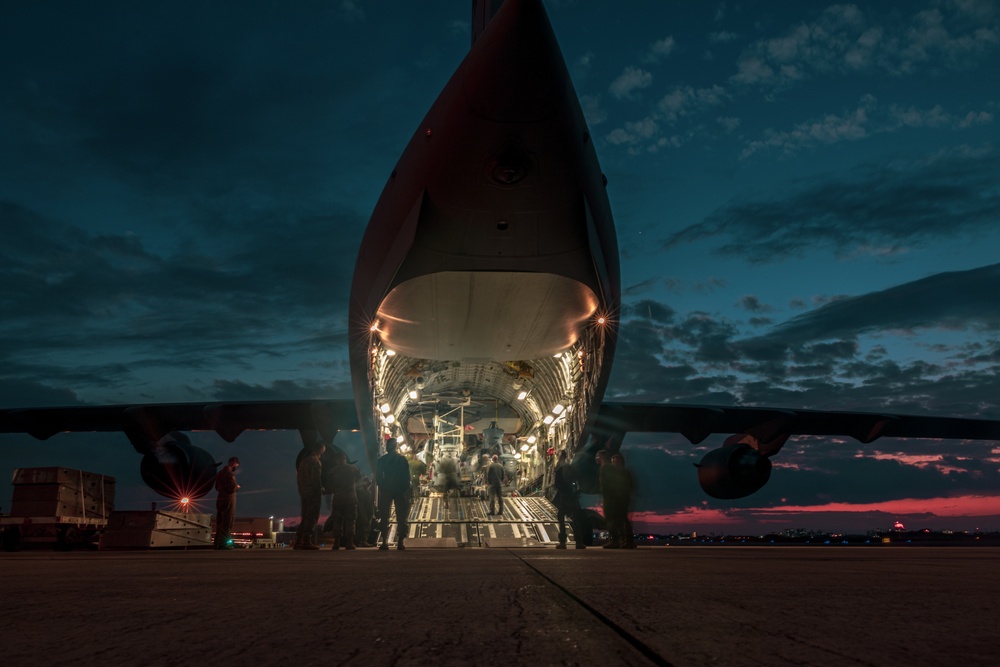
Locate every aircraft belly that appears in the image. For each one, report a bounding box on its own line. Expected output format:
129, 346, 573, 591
376, 271, 598, 361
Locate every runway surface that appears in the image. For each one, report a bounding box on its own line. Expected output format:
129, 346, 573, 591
2, 546, 997, 666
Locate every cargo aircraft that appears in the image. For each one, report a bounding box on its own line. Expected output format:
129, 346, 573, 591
3, 0, 1000, 503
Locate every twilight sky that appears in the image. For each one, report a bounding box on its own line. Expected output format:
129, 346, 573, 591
2, 0, 999, 534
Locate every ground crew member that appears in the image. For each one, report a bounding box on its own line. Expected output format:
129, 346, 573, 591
214, 457, 240, 550
597, 450, 621, 548
552, 450, 585, 549
323, 450, 361, 550
611, 452, 636, 548
295, 445, 325, 550
486, 454, 505, 516
354, 476, 376, 547
376, 438, 411, 550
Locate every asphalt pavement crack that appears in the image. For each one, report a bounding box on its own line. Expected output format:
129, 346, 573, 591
508, 550, 674, 667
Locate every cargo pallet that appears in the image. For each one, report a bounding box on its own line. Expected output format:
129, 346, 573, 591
2, 467, 115, 551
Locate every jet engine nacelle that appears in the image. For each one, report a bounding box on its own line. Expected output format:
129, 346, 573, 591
696, 443, 772, 499
139, 432, 220, 500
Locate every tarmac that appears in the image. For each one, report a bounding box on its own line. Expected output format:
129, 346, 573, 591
2, 546, 997, 666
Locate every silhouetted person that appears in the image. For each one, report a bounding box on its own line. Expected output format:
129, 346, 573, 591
436, 454, 460, 509
598, 450, 632, 548
486, 454, 505, 516
323, 450, 360, 550
354, 476, 375, 547
552, 450, 585, 549
376, 438, 411, 550
295, 445, 325, 550
214, 457, 240, 550
409, 457, 427, 499
612, 452, 636, 548
597, 450, 622, 548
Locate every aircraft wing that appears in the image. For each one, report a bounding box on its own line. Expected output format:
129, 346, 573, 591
578, 401, 1000, 499
593, 401, 1000, 453
0, 399, 360, 453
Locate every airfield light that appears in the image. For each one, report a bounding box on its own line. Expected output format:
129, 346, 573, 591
543, 415, 554, 425
380, 403, 391, 413
527, 435, 536, 444
552, 404, 565, 415
517, 391, 527, 400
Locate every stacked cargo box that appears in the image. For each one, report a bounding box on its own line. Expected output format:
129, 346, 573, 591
9, 467, 115, 519
99, 511, 212, 549
1, 467, 116, 549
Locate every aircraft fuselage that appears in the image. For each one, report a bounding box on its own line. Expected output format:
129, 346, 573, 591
349, 0, 619, 472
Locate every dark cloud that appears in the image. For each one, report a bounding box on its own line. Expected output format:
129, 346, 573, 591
738, 295, 773, 313
662, 149, 1000, 263
609, 262, 1000, 432
0, 198, 364, 403
670, 313, 741, 363
0, 3, 463, 201
622, 276, 660, 296
209, 379, 353, 402
730, 3, 1000, 88
0, 380, 83, 409
621, 299, 675, 323
0, 3, 470, 408
760, 263, 1000, 345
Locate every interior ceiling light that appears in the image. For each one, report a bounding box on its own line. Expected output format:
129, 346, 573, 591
380, 403, 391, 413
527, 435, 536, 444
517, 391, 527, 400
543, 415, 554, 424
520, 443, 529, 451
386, 349, 396, 356
552, 404, 565, 415
408, 389, 419, 400
385, 414, 395, 424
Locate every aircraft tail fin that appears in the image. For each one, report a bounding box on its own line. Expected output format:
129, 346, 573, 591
471, 0, 506, 47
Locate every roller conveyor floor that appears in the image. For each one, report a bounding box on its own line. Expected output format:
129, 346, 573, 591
382, 496, 575, 547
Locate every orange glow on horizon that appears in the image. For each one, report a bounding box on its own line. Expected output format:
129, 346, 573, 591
755, 494, 1000, 517
627, 493, 1000, 532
